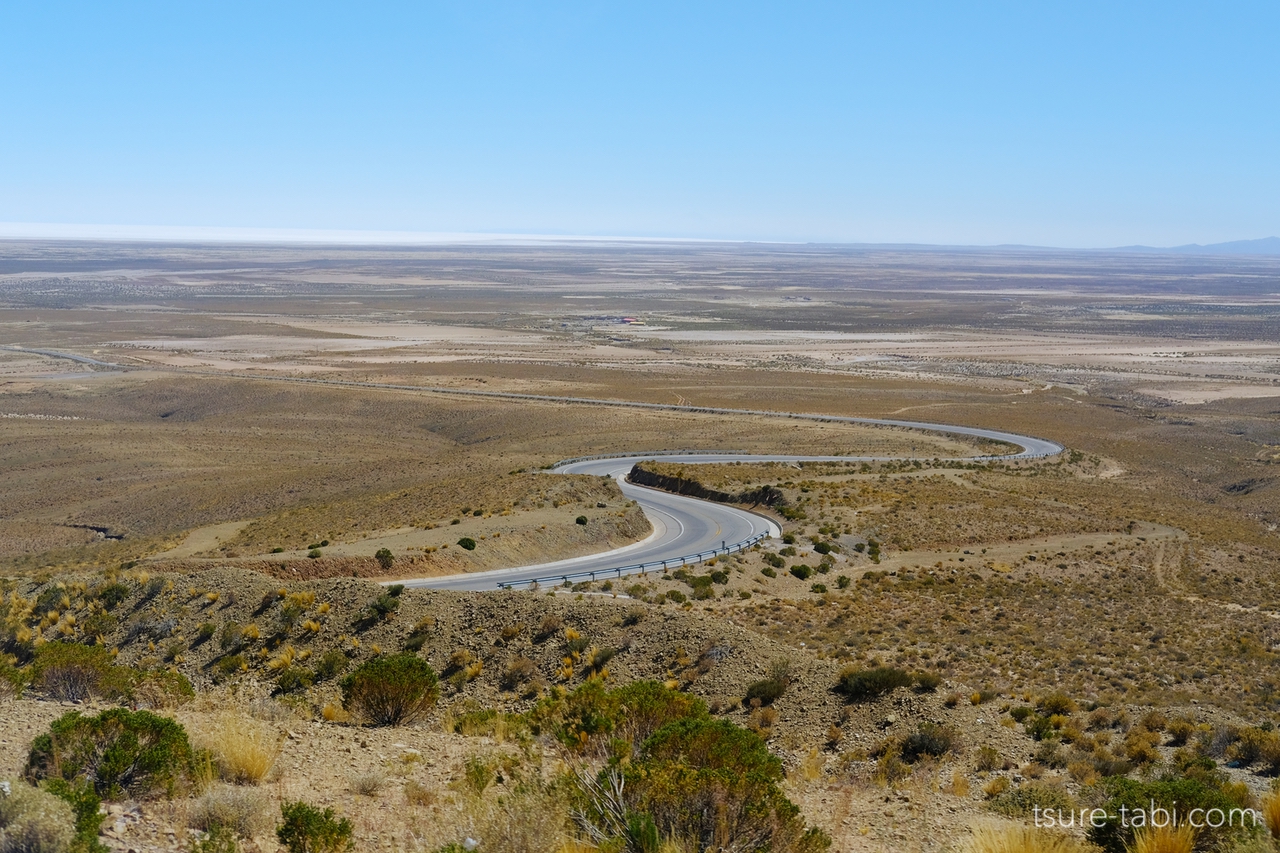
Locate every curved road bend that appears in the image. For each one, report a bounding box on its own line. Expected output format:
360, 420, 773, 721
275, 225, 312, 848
1, 347, 1061, 591
401, 427, 1063, 592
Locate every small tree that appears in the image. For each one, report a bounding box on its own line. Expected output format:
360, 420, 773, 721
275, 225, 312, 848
374, 549, 394, 570
340, 654, 438, 726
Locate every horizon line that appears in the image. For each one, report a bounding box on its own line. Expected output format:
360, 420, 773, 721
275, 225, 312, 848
0, 221, 1275, 254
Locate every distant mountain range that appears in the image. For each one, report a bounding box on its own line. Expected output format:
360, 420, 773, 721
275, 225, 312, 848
1114, 236, 1280, 255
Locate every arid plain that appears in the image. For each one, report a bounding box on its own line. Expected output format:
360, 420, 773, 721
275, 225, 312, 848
2, 241, 1280, 853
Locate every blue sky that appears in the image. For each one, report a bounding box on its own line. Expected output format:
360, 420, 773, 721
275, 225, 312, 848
1, 2, 1277, 246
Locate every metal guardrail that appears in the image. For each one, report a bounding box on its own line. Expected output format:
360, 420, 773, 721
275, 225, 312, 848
495, 531, 771, 590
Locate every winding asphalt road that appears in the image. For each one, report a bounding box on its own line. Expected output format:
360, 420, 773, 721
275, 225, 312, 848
2, 345, 1061, 592
401, 425, 1062, 592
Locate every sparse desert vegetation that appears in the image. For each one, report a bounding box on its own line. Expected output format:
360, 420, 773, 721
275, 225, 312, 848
1, 241, 1279, 851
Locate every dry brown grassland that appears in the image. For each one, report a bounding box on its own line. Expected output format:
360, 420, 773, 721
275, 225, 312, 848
2, 241, 1280, 852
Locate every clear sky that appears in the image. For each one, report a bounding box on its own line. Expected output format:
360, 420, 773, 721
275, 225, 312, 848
2, 2, 1277, 247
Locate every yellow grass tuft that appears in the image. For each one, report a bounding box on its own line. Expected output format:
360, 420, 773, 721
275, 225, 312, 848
960, 822, 1092, 853
982, 776, 1011, 799
797, 747, 824, 781
322, 702, 351, 723
1262, 790, 1280, 839
1128, 824, 1195, 853
267, 644, 297, 671
198, 713, 282, 785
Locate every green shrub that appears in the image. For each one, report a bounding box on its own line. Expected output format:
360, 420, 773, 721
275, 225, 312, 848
587, 718, 830, 853
276, 801, 353, 853
987, 782, 1073, 819
1009, 705, 1034, 723
30, 643, 132, 702
835, 666, 913, 702
456, 538, 476, 551
127, 669, 195, 708
762, 553, 785, 569
900, 723, 960, 762
340, 655, 438, 726
214, 655, 246, 681
575, 516, 588, 525
43, 776, 106, 853
810, 583, 827, 594
365, 593, 399, 619
1038, 692, 1077, 716
913, 672, 942, 693
81, 612, 119, 640
813, 542, 833, 555
835, 575, 851, 589
1033, 740, 1067, 769
530, 680, 708, 752
92, 582, 131, 611
195, 623, 217, 645
219, 623, 242, 652
0, 777, 76, 853
373, 549, 394, 570
0, 659, 28, 699
611, 681, 708, 746
275, 668, 315, 695
1023, 715, 1056, 742
975, 745, 1002, 772
789, 565, 812, 580
744, 676, 786, 706
26, 709, 197, 800
314, 650, 348, 681
760, 566, 777, 579
665, 590, 687, 604
1086, 776, 1252, 853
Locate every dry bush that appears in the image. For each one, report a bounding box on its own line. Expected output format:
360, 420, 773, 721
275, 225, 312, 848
983, 777, 1011, 799
403, 780, 436, 808
470, 786, 570, 853
188, 783, 272, 838
1067, 760, 1099, 787
535, 614, 563, 642
1123, 729, 1161, 766
0, 777, 76, 853
975, 745, 1003, 773
501, 656, 537, 691
958, 821, 1092, 853
747, 706, 778, 738
1165, 717, 1195, 747
197, 713, 282, 785
1128, 824, 1195, 853
348, 771, 385, 797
